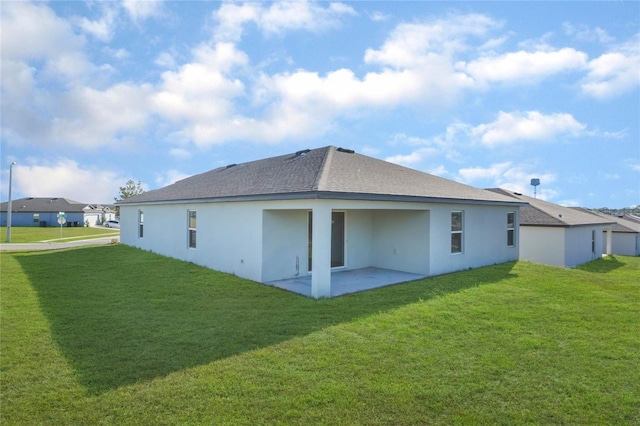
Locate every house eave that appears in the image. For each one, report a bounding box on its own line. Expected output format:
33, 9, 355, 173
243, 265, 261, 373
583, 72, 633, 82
118, 191, 527, 207
521, 222, 616, 228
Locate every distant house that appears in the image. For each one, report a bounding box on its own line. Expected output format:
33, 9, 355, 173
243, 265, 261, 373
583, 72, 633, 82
488, 189, 614, 267
0, 197, 86, 227
83, 204, 117, 226
119, 146, 525, 298
572, 208, 640, 256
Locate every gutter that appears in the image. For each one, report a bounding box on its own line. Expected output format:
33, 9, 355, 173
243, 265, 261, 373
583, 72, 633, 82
117, 191, 528, 207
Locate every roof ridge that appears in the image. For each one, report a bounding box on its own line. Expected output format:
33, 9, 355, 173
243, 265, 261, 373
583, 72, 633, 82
312, 146, 334, 191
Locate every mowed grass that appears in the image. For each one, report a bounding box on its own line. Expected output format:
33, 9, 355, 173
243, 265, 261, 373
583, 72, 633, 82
0, 226, 119, 243
1, 246, 638, 425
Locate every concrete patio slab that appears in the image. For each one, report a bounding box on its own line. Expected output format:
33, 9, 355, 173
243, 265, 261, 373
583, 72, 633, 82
266, 267, 426, 297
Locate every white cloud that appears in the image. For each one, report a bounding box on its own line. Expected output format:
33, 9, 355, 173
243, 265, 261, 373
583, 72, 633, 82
472, 111, 586, 146
385, 148, 437, 167
214, 3, 260, 42
48, 83, 153, 148
364, 14, 500, 68
0, 1, 94, 82
12, 159, 124, 203
581, 36, 640, 99
169, 148, 192, 159
214, 1, 356, 42
368, 11, 390, 22
563, 22, 615, 44
74, 5, 118, 42
155, 169, 191, 187
122, 0, 164, 22
457, 162, 557, 200
155, 51, 177, 68
458, 161, 513, 182
461, 48, 588, 85
152, 43, 248, 144
427, 165, 448, 177
3, 81, 153, 150
104, 47, 130, 60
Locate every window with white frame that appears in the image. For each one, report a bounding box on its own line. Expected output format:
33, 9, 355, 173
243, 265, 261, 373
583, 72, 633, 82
507, 212, 515, 247
138, 210, 144, 238
33, 213, 40, 223
188, 210, 197, 248
451, 211, 463, 254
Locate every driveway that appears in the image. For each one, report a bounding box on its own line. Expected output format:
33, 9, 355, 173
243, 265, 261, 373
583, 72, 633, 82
0, 236, 120, 251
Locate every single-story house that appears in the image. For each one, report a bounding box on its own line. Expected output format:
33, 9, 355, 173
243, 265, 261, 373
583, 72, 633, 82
119, 146, 526, 298
0, 197, 86, 227
83, 204, 117, 226
488, 189, 614, 267
571, 208, 640, 256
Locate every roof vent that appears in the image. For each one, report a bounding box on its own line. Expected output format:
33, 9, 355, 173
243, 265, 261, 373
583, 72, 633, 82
27, 197, 34, 200
225, 164, 237, 169
337, 147, 355, 154
559, 214, 564, 218
295, 149, 311, 157
514, 192, 522, 196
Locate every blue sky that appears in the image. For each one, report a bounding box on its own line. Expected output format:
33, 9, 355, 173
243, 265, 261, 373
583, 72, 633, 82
1, 1, 638, 208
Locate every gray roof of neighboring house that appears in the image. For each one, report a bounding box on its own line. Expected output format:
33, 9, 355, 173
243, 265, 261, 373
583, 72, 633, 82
487, 189, 616, 227
0, 197, 87, 213
83, 204, 116, 212
624, 214, 640, 224
571, 208, 640, 233
120, 146, 524, 206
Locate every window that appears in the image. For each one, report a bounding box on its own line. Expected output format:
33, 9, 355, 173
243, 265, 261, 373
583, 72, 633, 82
591, 230, 596, 253
507, 212, 515, 247
188, 210, 197, 248
33, 214, 40, 223
451, 211, 463, 254
138, 210, 144, 238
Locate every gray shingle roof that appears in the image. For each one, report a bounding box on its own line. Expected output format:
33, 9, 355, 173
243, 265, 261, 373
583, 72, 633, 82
571, 208, 640, 233
487, 189, 615, 227
121, 146, 522, 206
0, 197, 86, 213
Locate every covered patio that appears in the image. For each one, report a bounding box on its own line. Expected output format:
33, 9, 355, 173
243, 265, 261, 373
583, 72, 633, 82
265, 267, 427, 297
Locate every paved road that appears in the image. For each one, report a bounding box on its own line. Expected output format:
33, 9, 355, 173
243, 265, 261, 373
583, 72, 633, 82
0, 236, 120, 251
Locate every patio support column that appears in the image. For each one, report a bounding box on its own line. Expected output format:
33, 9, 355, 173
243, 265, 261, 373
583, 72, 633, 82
605, 226, 612, 255
311, 204, 332, 298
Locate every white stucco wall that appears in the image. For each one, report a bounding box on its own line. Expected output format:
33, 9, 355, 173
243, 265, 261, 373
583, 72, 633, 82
564, 225, 604, 267
520, 226, 565, 267
371, 210, 430, 275
607, 232, 640, 256
120, 201, 265, 282
262, 209, 308, 282
121, 198, 520, 286
520, 224, 610, 268
428, 204, 519, 276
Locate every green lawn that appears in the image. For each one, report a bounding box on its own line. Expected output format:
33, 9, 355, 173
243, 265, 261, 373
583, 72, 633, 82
1, 246, 638, 425
0, 226, 119, 243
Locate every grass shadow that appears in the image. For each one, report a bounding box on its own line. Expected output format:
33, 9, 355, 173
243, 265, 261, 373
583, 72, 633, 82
575, 255, 627, 274
15, 245, 517, 394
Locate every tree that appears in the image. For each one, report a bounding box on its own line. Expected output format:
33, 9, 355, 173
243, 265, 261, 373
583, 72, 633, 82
114, 180, 145, 218
115, 179, 145, 202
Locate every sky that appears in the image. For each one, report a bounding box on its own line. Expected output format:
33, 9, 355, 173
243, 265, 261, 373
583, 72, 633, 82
1, 1, 639, 208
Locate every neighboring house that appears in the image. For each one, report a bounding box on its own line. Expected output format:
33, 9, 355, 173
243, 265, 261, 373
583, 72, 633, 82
119, 146, 525, 298
0, 197, 86, 227
83, 204, 117, 226
488, 189, 615, 267
571, 208, 640, 256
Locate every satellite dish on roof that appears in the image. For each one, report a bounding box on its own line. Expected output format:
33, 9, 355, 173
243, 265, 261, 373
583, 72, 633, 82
530, 178, 540, 198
